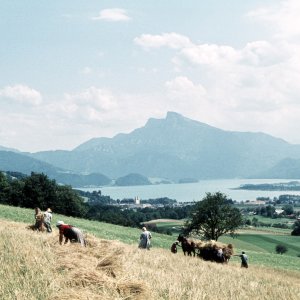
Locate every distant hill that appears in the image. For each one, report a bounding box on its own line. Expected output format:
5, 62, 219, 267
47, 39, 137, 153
0, 146, 19, 152
115, 173, 151, 186
254, 158, 300, 179
0, 151, 111, 187
0, 150, 60, 177
29, 112, 300, 180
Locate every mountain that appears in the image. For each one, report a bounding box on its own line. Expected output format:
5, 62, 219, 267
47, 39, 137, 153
115, 173, 152, 186
0, 151, 111, 187
0, 150, 60, 176
254, 158, 300, 179
27, 112, 300, 180
0, 146, 19, 152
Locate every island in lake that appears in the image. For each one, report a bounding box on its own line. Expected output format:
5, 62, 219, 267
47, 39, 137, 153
234, 181, 300, 191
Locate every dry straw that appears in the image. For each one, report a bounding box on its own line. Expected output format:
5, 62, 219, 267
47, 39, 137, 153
1, 219, 300, 300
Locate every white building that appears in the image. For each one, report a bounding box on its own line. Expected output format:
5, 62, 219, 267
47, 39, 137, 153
134, 196, 140, 205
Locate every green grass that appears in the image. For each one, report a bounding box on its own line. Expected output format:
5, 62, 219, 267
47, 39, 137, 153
0, 204, 175, 249
247, 214, 294, 226
219, 231, 300, 272
1, 204, 299, 272
155, 221, 184, 234
220, 234, 300, 256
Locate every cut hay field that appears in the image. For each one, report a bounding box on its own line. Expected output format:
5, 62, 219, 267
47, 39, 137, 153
1, 219, 300, 300
0, 204, 300, 272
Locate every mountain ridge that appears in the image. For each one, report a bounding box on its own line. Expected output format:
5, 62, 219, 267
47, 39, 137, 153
2, 112, 300, 180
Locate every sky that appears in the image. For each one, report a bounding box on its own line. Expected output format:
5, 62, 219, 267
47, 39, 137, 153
1, 0, 300, 152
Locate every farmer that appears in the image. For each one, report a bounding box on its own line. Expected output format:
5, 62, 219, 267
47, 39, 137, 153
56, 221, 86, 247
138, 226, 152, 250
43, 208, 53, 233
236, 251, 248, 268
216, 248, 225, 263
34, 207, 44, 230
171, 241, 179, 254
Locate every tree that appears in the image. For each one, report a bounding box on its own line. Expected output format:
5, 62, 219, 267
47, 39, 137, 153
291, 220, 300, 236
252, 217, 259, 227
275, 244, 288, 255
184, 192, 243, 241
282, 205, 294, 215
22, 172, 57, 209
55, 185, 87, 217
266, 205, 275, 218
0, 172, 10, 204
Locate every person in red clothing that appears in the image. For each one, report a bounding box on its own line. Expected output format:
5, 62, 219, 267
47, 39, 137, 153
56, 221, 86, 247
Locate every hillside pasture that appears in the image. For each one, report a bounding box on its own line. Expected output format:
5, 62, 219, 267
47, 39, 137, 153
1, 219, 300, 300
0, 204, 299, 272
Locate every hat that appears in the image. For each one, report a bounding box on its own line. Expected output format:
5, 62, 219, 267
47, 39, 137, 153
47, 208, 52, 213
56, 221, 64, 227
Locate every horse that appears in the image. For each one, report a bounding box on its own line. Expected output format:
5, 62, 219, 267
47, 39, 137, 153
177, 235, 196, 257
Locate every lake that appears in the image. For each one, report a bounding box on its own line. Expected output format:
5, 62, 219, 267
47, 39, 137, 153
79, 178, 300, 202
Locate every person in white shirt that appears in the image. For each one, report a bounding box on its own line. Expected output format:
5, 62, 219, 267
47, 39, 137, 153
44, 208, 53, 233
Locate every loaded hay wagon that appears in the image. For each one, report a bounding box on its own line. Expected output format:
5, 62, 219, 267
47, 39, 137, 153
177, 235, 234, 263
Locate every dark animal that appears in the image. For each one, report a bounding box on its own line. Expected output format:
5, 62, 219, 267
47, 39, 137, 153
177, 235, 196, 257
197, 243, 233, 264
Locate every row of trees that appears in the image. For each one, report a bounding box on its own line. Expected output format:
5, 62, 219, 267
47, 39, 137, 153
0, 172, 87, 217
86, 204, 193, 229
0, 172, 192, 232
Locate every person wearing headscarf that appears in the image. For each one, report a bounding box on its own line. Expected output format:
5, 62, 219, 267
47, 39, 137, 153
43, 208, 53, 233
56, 221, 86, 247
138, 226, 152, 250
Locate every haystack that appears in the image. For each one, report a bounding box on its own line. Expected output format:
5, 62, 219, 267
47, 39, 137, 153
49, 232, 150, 299
117, 280, 149, 300
194, 240, 234, 263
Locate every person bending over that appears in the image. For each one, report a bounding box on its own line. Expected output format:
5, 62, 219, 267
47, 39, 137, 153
56, 221, 86, 247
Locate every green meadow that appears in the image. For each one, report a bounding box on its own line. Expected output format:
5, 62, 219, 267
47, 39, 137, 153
1, 204, 299, 272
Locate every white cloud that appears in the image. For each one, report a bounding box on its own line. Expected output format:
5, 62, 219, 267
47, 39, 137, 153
247, 0, 300, 39
180, 44, 238, 65
0, 84, 42, 105
239, 41, 284, 66
92, 8, 130, 22
134, 33, 193, 49
165, 76, 206, 98
63, 87, 117, 121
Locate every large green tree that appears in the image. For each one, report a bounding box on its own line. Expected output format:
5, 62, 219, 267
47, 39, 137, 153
22, 172, 57, 209
184, 192, 243, 241
291, 220, 300, 236
0, 172, 10, 203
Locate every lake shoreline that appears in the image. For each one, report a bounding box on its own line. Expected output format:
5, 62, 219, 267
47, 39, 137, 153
78, 178, 300, 202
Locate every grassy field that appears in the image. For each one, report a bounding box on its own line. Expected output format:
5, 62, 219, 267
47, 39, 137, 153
0, 204, 175, 248
149, 218, 300, 272
0, 204, 300, 272
245, 214, 294, 226
1, 219, 300, 300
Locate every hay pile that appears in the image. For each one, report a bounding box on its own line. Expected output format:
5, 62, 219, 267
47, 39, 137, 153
46, 233, 149, 300
193, 239, 234, 262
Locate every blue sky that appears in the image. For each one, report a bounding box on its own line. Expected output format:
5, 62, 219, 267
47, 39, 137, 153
1, 0, 300, 152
